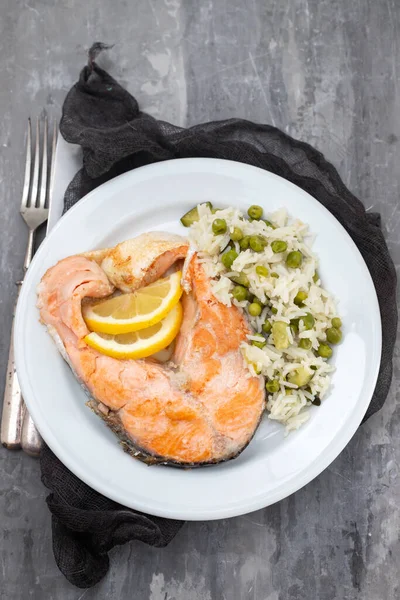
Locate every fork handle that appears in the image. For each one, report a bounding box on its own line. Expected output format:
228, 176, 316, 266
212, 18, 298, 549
24, 228, 34, 271
21, 411, 43, 457
1, 225, 34, 448
1, 290, 25, 449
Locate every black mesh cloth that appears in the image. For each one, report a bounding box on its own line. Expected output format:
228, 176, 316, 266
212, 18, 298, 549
40, 44, 397, 588
40, 445, 182, 588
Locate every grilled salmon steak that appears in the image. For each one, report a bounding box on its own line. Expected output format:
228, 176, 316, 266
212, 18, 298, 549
37, 232, 265, 466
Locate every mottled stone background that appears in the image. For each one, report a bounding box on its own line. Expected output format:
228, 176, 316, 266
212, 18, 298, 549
0, 1, 399, 599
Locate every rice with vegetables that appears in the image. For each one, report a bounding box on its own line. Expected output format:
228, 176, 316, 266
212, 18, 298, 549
181, 202, 343, 433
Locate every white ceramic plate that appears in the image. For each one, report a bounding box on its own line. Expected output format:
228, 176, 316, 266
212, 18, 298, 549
15, 158, 381, 520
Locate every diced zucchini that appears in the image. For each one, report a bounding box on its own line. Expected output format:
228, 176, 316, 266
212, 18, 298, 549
272, 321, 290, 350
180, 202, 212, 227
229, 273, 250, 287
287, 366, 313, 388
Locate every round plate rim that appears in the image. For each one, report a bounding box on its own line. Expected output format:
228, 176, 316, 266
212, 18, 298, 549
14, 157, 382, 520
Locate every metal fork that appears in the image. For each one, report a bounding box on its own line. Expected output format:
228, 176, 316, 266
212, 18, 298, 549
1, 117, 57, 455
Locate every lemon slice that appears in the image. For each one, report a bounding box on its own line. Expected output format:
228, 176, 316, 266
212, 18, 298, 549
83, 271, 182, 334
84, 303, 183, 359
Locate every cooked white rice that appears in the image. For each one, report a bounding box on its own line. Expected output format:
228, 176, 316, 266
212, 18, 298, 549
187, 203, 340, 433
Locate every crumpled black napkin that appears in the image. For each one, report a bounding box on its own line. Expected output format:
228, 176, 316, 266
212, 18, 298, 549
40, 43, 398, 588
40, 445, 182, 588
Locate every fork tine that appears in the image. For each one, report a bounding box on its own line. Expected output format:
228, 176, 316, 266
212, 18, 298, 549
30, 118, 40, 208
20, 119, 32, 210
49, 120, 58, 203
19, 115, 52, 234
38, 117, 48, 209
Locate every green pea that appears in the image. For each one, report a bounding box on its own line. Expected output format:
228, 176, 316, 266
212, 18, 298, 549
271, 272, 279, 278
301, 313, 315, 330
239, 235, 250, 250
250, 300, 265, 313
313, 271, 319, 283
286, 251, 303, 269
326, 327, 342, 345
252, 341, 266, 349
232, 285, 248, 302
290, 318, 300, 333
252, 335, 266, 349
229, 273, 250, 287
263, 219, 274, 228
249, 235, 267, 253
221, 249, 238, 269
271, 240, 288, 254
299, 338, 312, 350
331, 317, 342, 329
262, 320, 272, 333
212, 218, 227, 235
249, 303, 262, 317
247, 205, 263, 220
271, 307, 278, 315
294, 291, 308, 306
230, 227, 243, 242
317, 343, 333, 359
266, 379, 280, 393
256, 265, 269, 278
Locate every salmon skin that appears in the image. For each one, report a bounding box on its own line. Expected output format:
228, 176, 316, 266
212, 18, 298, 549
37, 232, 266, 467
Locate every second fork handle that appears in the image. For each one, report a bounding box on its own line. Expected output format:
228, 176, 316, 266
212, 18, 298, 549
21, 227, 43, 455
24, 229, 34, 271
21, 411, 43, 457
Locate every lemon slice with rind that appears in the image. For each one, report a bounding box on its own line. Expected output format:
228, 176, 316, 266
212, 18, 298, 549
84, 302, 183, 359
83, 271, 182, 334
